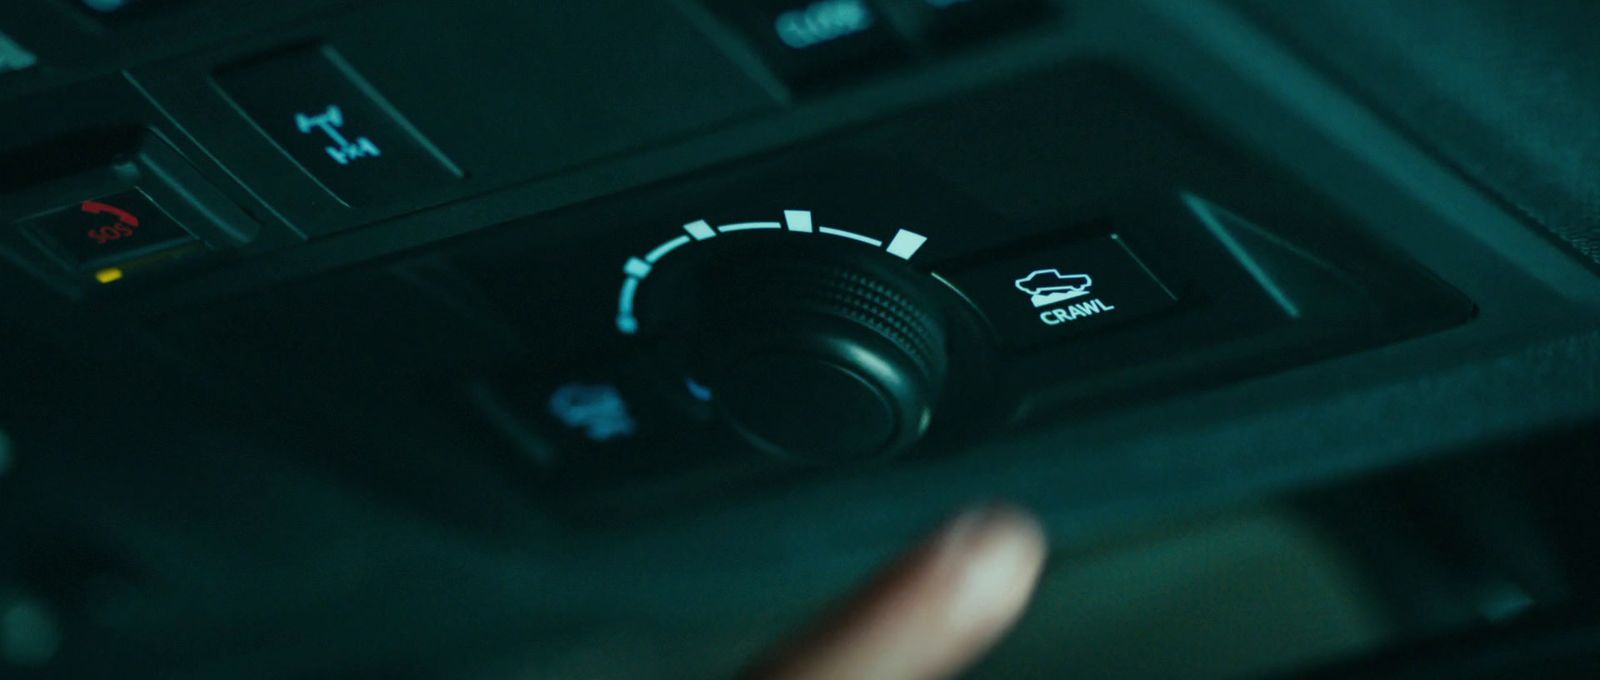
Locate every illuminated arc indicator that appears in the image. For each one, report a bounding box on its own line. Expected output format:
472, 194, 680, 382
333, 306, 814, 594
784, 210, 813, 232
717, 221, 782, 233
645, 235, 691, 263
817, 226, 882, 246
885, 230, 927, 259
617, 277, 641, 335
685, 220, 717, 240
614, 209, 929, 335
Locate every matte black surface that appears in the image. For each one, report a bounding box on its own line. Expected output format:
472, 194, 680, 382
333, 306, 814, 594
899, 0, 1048, 41
1239, 0, 1600, 268
681, 243, 951, 461
723, 355, 900, 460
67, 0, 185, 25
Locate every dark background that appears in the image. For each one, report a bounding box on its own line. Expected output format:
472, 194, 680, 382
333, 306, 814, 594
1, 1, 1598, 677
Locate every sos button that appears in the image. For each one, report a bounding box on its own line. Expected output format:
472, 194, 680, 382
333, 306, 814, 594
20, 188, 197, 268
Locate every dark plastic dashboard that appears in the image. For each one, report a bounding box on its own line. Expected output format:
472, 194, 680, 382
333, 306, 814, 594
1, 1, 1598, 678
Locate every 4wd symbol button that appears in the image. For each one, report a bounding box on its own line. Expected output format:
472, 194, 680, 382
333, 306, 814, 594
945, 234, 1176, 348
216, 45, 461, 208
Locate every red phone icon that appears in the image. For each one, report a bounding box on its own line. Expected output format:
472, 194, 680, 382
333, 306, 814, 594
81, 199, 141, 245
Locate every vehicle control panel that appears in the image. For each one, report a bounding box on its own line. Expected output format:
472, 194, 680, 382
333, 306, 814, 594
0, 0, 1493, 522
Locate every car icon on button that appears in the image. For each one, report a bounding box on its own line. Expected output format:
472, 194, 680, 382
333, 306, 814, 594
1014, 269, 1094, 308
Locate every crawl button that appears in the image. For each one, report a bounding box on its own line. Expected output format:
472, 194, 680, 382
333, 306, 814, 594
945, 234, 1176, 348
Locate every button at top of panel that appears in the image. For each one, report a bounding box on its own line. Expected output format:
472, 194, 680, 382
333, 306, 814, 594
215, 45, 462, 209
703, 0, 904, 87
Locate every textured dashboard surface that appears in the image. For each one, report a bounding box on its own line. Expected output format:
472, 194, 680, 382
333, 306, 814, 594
1241, 0, 1600, 265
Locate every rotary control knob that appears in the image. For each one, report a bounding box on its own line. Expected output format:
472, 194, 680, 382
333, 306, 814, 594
682, 242, 949, 463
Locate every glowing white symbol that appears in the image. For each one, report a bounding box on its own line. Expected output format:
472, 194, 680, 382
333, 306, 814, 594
294, 105, 381, 166
1039, 299, 1116, 325
1014, 269, 1095, 308
548, 383, 637, 443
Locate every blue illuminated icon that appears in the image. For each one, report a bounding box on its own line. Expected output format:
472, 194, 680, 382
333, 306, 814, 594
775, 0, 875, 50
685, 377, 713, 402
548, 383, 637, 443
294, 105, 382, 166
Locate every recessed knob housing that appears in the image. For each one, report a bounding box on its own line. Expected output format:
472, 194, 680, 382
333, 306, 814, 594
684, 242, 948, 463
